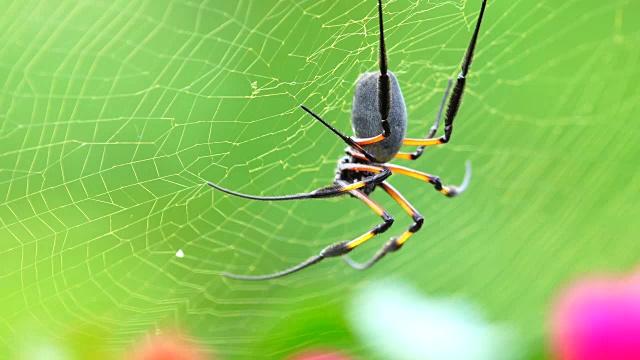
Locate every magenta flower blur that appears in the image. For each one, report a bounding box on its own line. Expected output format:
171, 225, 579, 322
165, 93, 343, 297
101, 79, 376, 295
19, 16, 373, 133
551, 271, 640, 360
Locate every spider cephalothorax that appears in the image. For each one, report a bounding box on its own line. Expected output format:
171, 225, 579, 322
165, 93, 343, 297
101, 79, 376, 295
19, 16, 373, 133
208, 0, 487, 280
335, 154, 379, 195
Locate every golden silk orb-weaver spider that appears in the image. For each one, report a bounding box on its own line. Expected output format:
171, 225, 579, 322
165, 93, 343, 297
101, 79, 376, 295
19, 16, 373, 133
208, 0, 488, 280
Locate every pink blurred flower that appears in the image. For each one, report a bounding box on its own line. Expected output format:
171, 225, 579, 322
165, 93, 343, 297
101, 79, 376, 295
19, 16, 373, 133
126, 331, 209, 360
551, 271, 640, 360
289, 349, 353, 360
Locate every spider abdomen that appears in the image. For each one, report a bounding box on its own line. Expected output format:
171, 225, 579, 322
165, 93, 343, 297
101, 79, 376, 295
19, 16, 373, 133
351, 71, 407, 162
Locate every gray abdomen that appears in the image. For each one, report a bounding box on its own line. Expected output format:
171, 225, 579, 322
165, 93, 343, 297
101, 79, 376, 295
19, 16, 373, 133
351, 71, 407, 163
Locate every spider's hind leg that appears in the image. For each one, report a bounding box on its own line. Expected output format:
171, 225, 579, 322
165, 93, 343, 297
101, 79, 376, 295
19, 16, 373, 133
401, 0, 488, 148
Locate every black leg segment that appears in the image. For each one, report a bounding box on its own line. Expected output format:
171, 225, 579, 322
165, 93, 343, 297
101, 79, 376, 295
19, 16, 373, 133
402, 0, 488, 147
395, 79, 453, 160
207, 164, 390, 201
377, 0, 392, 127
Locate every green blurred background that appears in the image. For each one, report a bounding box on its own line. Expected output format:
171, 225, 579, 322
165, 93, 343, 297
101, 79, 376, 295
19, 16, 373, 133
1, 0, 638, 358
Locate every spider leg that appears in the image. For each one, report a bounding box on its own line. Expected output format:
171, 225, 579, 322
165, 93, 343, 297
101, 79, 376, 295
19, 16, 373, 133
300, 105, 378, 162
221, 256, 326, 281
343, 181, 423, 270
402, 0, 487, 147
343, 148, 471, 197
395, 79, 453, 160
207, 165, 390, 201
385, 162, 472, 198
221, 181, 394, 281
345, 148, 373, 162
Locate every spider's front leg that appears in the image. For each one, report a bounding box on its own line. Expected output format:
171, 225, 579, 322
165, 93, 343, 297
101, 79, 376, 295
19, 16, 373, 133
207, 162, 390, 201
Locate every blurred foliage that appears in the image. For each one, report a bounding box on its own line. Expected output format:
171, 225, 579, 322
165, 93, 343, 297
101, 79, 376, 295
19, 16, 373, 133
0, 0, 639, 359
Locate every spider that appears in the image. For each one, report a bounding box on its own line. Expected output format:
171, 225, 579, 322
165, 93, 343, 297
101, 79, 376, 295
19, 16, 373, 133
208, 0, 487, 280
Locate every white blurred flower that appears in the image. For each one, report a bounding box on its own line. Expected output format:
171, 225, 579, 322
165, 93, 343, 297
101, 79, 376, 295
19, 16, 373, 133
18, 341, 68, 360
347, 281, 522, 360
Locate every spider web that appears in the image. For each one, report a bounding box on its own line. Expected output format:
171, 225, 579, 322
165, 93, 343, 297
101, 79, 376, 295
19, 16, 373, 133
1, 0, 639, 358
